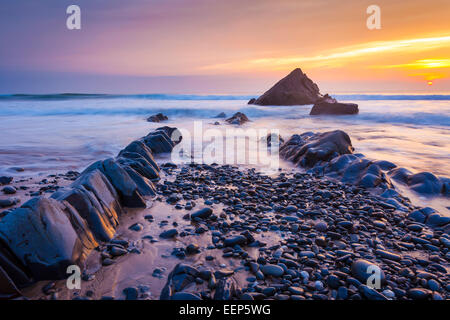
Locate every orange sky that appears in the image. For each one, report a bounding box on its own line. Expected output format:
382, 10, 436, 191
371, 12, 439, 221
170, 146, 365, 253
1, 0, 449, 93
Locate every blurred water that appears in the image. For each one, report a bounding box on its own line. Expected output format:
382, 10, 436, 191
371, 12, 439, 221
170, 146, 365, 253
0, 95, 449, 179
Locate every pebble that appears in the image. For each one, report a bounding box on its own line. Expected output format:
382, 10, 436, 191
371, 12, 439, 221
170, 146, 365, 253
191, 208, 213, 220
0, 198, 19, 208
123, 287, 139, 300
110, 246, 127, 257
408, 288, 431, 300
261, 264, 284, 277
129, 223, 143, 232
351, 259, 385, 284
160, 229, 178, 238
314, 221, 327, 232
314, 281, 324, 291
427, 279, 440, 291
2, 186, 16, 194
223, 235, 247, 247
0, 176, 13, 185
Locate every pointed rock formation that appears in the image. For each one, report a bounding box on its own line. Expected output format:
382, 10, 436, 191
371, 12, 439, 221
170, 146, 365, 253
225, 112, 250, 125
248, 68, 322, 106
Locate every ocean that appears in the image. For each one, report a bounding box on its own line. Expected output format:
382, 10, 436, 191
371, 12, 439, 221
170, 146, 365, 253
0, 93, 449, 180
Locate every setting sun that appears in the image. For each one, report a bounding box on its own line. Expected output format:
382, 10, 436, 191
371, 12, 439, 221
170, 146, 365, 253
428, 81, 433, 85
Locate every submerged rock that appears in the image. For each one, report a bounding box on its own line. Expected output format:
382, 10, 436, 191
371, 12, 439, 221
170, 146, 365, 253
280, 130, 354, 167
214, 112, 226, 118
225, 112, 250, 125
0, 176, 13, 185
2, 186, 17, 195
144, 131, 175, 154
310, 101, 359, 115
147, 113, 168, 123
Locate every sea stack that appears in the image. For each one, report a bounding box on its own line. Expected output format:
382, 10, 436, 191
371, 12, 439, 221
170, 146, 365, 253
249, 68, 359, 115
248, 68, 321, 106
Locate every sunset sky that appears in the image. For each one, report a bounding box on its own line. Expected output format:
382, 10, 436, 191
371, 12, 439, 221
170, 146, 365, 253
0, 0, 449, 93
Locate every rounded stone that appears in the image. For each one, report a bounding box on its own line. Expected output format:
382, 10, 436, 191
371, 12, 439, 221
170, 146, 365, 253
351, 259, 385, 284
2, 186, 17, 195
261, 264, 284, 277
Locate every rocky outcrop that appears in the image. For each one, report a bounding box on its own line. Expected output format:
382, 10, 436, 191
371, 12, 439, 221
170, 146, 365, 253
280, 130, 354, 167
248, 68, 322, 106
248, 68, 359, 116
225, 112, 250, 125
277, 129, 449, 207
0, 127, 182, 294
147, 113, 168, 123
310, 101, 359, 115
214, 112, 226, 118
389, 169, 448, 196
0, 197, 86, 280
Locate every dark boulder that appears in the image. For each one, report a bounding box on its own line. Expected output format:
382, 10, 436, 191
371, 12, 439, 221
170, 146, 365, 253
83, 158, 146, 208
191, 208, 213, 220
224, 235, 247, 247
144, 131, 175, 154
0, 265, 22, 299
147, 113, 168, 123
351, 259, 386, 285
407, 172, 442, 195
214, 278, 237, 300
0, 198, 83, 280
248, 68, 322, 106
266, 133, 284, 147
280, 130, 354, 167
441, 177, 450, 195
117, 155, 159, 181
310, 101, 359, 115
156, 126, 183, 145
160, 263, 200, 300
214, 112, 226, 118
389, 167, 412, 183
225, 112, 250, 125
0, 177, 13, 185
408, 207, 435, 224
0, 242, 33, 289
123, 167, 156, 196
55, 169, 121, 242
389, 169, 447, 196
119, 140, 159, 172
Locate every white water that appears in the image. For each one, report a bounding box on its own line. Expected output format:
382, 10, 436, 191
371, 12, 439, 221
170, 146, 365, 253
0, 94, 448, 177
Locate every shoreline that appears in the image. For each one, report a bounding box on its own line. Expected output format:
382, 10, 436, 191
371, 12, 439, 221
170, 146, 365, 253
1, 125, 449, 300
17, 163, 450, 300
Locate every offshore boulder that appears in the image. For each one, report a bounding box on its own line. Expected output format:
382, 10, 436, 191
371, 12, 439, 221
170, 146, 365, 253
310, 101, 359, 115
